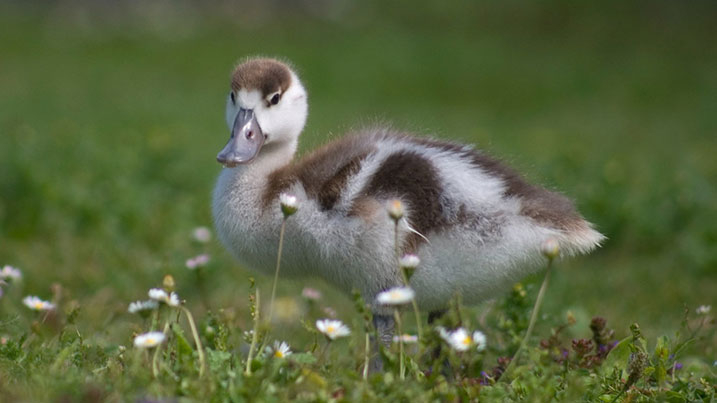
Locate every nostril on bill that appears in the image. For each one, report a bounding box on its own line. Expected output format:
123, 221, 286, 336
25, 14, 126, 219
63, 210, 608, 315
246, 131, 254, 139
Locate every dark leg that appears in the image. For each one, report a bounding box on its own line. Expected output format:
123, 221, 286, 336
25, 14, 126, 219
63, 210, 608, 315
369, 314, 395, 373
428, 310, 447, 361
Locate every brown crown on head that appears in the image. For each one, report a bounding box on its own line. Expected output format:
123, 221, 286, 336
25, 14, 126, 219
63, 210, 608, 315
231, 58, 293, 98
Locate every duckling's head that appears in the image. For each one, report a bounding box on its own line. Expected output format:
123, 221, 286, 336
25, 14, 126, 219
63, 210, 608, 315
218, 58, 308, 167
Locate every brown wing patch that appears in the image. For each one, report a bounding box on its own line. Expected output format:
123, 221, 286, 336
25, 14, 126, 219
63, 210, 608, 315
262, 134, 376, 211
317, 157, 366, 211
356, 150, 449, 252
231, 58, 292, 97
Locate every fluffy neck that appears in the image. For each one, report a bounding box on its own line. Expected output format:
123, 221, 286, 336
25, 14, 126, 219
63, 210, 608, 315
229, 138, 298, 191
255, 139, 297, 172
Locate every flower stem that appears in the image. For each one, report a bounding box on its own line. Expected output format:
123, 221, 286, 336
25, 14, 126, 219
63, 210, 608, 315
395, 222, 423, 339
318, 339, 331, 366
502, 257, 554, 380
394, 221, 400, 261
401, 269, 423, 340
152, 321, 170, 378
151, 309, 160, 331
245, 288, 260, 376
181, 306, 206, 377
363, 332, 370, 381
395, 309, 405, 380
268, 218, 287, 325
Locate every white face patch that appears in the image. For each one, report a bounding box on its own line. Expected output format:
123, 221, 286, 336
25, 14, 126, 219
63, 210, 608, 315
238, 89, 263, 109
224, 72, 308, 149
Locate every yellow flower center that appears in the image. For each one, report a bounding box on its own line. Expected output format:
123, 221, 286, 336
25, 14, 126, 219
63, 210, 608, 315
34, 302, 43, 310
462, 336, 471, 346
146, 337, 155, 345
327, 326, 335, 333
275, 351, 284, 358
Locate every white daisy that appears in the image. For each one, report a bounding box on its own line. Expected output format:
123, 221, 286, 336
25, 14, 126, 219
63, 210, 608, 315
148, 288, 167, 301
316, 319, 351, 340
439, 327, 484, 352
376, 287, 415, 306
393, 334, 419, 344
446, 327, 473, 352
133, 331, 165, 348
387, 199, 404, 221
473, 330, 487, 352
186, 254, 210, 270
271, 341, 292, 358
541, 238, 560, 259
279, 193, 298, 217
148, 288, 181, 307
23, 295, 55, 311
399, 254, 420, 270
192, 226, 211, 243
167, 292, 180, 306
696, 305, 711, 315
0, 265, 22, 281
128, 300, 159, 314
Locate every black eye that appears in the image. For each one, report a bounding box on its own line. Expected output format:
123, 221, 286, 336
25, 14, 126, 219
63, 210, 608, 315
270, 93, 280, 105
230, 92, 236, 105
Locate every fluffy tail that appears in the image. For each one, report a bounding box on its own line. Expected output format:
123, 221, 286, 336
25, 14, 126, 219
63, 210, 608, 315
557, 220, 606, 256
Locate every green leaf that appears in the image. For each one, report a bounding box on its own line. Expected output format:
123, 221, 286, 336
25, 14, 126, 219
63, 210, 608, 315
655, 335, 670, 357
665, 391, 687, 403
289, 352, 317, 365
654, 335, 670, 386
602, 336, 631, 375
206, 348, 232, 372
173, 325, 193, 359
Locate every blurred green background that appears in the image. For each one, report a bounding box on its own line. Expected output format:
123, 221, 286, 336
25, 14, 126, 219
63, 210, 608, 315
1, 0, 715, 344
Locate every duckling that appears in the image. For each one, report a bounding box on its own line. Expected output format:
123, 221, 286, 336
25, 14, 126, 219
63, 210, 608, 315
212, 57, 604, 349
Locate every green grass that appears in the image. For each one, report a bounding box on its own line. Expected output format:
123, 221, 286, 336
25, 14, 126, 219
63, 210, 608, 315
0, 1, 715, 400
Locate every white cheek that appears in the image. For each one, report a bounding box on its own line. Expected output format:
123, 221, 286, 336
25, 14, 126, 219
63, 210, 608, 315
254, 106, 276, 136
